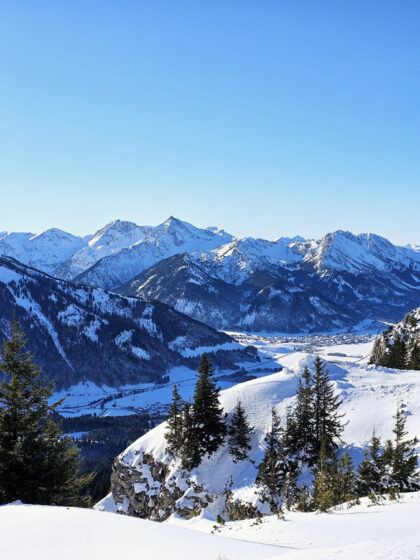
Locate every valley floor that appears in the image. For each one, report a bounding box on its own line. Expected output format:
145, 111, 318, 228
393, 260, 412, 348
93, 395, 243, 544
2, 492, 420, 560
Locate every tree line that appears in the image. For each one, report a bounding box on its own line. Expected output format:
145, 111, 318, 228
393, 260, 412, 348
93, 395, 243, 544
166, 355, 419, 512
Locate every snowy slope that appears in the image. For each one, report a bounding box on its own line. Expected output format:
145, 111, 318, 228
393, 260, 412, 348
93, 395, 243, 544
0, 503, 273, 560
101, 334, 419, 522
3, 495, 420, 560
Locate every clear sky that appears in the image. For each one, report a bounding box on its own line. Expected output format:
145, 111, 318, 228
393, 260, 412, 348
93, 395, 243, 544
0, 1, 419, 245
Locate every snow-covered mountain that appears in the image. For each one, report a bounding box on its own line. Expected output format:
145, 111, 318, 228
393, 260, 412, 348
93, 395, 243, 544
101, 347, 420, 522
0, 229, 87, 275
1, 219, 420, 332
0, 257, 257, 389
69, 217, 234, 289
118, 232, 420, 332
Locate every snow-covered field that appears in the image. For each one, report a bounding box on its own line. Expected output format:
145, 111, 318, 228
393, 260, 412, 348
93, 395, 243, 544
2, 493, 420, 559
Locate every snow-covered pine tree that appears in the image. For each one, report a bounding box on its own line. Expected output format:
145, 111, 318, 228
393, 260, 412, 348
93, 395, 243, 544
357, 431, 386, 497
388, 407, 419, 492
165, 384, 184, 458
311, 356, 344, 461
192, 353, 226, 459
256, 407, 285, 511
0, 321, 92, 506
228, 400, 253, 462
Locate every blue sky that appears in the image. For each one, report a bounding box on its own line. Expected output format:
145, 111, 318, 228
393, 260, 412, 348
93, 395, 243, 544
0, 1, 419, 244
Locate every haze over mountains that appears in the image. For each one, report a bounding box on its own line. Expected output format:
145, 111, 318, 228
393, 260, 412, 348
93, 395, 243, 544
1, 217, 420, 332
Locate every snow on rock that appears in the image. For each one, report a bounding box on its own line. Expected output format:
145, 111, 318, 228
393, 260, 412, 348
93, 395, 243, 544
370, 306, 420, 368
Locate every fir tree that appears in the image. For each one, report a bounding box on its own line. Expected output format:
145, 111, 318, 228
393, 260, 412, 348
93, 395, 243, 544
228, 400, 253, 463
293, 366, 314, 464
388, 408, 419, 491
192, 353, 226, 458
256, 408, 285, 511
0, 321, 92, 506
357, 431, 386, 497
180, 402, 200, 470
407, 342, 420, 370
311, 356, 344, 461
165, 384, 184, 457
334, 452, 357, 504
310, 438, 337, 512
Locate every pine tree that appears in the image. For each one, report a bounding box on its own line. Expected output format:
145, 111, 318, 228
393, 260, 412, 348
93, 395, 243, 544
334, 452, 357, 504
192, 353, 226, 458
256, 408, 285, 511
0, 321, 92, 505
310, 438, 337, 512
311, 357, 344, 461
180, 402, 200, 470
293, 366, 314, 464
228, 400, 253, 463
165, 384, 184, 458
389, 408, 419, 491
407, 342, 420, 370
357, 431, 386, 497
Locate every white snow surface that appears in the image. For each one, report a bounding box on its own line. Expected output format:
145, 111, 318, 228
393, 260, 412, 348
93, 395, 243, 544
2, 494, 420, 559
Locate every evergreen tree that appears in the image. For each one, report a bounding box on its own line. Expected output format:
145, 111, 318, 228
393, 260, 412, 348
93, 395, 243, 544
407, 342, 420, 370
165, 384, 184, 457
311, 357, 344, 461
334, 452, 357, 504
389, 408, 419, 491
228, 400, 253, 463
192, 353, 226, 458
180, 402, 200, 470
0, 321, 92, 506
256, 408, 285, 511
256, 407, 283, 510
310, 438, 337, 512
293, 366, 314, 464
357, 431, 386, 497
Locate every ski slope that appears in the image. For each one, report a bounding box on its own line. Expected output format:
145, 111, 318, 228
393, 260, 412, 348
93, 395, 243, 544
2, 493, 420, 559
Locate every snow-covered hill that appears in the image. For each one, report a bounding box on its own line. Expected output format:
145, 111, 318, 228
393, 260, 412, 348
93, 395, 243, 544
0, 257, 257, 389
100, 338, 420, 522
5, 495, 420, 560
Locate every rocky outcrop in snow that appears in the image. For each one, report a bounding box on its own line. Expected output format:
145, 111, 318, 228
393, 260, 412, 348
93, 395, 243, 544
370, 307, 420, 369
104, 354, 420, 522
